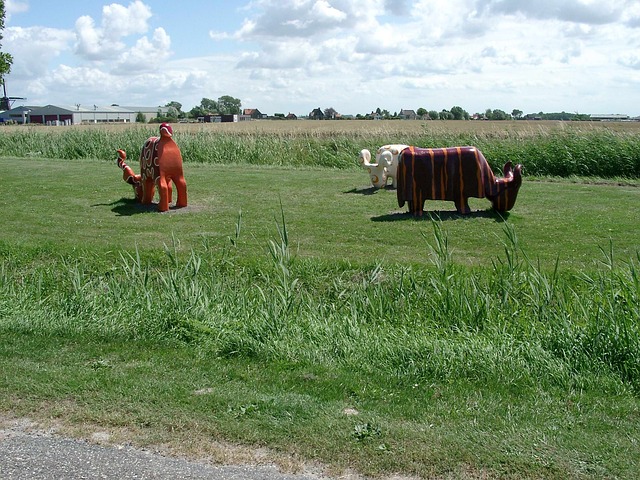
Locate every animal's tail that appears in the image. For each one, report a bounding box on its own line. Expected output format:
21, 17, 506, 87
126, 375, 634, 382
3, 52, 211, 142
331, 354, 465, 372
117, 149, 140, 186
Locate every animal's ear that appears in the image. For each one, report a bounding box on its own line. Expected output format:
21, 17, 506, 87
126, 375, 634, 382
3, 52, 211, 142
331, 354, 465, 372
117, 149, 126, 160
502, 161, 513, 177
514, 164, 523, 178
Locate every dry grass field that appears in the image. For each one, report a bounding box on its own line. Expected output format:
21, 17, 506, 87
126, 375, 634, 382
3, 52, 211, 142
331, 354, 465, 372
6, 118, 640, 136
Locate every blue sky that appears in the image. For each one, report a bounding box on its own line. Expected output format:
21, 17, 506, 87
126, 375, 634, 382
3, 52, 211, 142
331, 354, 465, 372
4, 0, 640, 116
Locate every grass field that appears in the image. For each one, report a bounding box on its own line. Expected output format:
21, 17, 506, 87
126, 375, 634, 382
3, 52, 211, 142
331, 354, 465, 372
1, 119, 639, 176
1, 121, 639, 479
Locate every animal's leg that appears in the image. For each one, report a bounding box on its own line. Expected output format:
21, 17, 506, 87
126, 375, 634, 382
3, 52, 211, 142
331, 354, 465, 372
454, 198, 471, 214
141, 178, 155, 205
173, 176, 188, 208
156, 176, 170, 212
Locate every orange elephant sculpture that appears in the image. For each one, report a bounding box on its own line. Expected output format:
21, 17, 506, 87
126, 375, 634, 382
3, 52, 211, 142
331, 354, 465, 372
117, 122, 187, 212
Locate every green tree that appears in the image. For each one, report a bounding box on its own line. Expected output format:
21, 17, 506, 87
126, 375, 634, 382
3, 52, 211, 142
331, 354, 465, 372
511, 108, 523, 120
416, 107, 428, 118
189, 98, 218, 119
491, 109, 509, 120
428, 110, 439, 120
0, 0, 14, 85
324, 107, 338, 119
135, 111, 147, 123
165, 101, 184, 118
440, 109, 453, 120
217, 95, 241, 115
201, 97, 218, 113
450, 105, 469, 120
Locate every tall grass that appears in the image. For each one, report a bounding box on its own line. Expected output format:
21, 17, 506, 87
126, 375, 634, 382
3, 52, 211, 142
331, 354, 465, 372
2, 218, 638, 393
1, 121, 639, 177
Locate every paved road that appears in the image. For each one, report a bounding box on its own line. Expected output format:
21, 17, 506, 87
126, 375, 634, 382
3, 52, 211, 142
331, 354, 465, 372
0, 420, 330, 480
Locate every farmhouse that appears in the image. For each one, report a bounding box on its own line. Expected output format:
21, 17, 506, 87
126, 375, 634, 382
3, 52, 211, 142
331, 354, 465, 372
243, 108, 267, 119
309, 108, 324, 120
399, 109, 417, 120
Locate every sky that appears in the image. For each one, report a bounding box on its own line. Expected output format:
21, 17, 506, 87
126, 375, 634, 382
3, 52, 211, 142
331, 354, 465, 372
3, 0, 640, 117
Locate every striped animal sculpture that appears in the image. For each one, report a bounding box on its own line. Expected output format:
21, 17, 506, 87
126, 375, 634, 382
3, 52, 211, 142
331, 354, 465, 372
359, 144, 408, 189
116, 122, 187, 212
397, 146, 522, 215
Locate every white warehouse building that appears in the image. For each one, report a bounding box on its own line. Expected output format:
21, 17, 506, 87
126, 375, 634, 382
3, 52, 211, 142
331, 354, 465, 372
0, 104, 170, 125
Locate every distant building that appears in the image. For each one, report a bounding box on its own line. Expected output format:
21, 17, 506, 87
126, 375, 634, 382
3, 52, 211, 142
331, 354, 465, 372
309, 108, 324, 120
0, 105, 35, 124
122, 106, 170, 122
0, 104, 171, 125
590, 114, 630, 121
28, 104, 139, 125
398, 109, 417, 120
243, 108, 266, 119
201, 114, 249, 123
286, 112, 298, 120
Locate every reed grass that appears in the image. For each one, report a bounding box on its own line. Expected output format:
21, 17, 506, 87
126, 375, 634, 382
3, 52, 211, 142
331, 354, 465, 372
2, 218, 638, 393
1, 120, 639, 177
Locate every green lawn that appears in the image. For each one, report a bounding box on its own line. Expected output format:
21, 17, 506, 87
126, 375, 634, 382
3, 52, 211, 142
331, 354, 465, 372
1, 156, 639, 479
3, 157, 639, 269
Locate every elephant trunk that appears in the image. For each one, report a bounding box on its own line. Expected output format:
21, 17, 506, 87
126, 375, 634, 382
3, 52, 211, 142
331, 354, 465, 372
359, 149, 375, 167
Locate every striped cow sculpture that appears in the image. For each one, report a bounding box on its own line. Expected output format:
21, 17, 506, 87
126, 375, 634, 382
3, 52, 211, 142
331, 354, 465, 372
397, 146, 522, 215
117, 122, 187, 212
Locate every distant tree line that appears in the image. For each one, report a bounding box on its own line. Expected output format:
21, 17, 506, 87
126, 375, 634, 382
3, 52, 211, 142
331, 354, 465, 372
145, 95, 593, 124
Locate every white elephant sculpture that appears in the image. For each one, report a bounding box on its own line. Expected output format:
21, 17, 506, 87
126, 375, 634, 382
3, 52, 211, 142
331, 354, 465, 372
359, 144, 409, 189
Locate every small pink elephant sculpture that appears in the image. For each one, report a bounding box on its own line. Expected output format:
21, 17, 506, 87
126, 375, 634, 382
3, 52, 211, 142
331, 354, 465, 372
117, 122, 187, 212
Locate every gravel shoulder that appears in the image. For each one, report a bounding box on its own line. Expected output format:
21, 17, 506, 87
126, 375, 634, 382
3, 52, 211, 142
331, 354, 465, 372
0, 415, 335, 480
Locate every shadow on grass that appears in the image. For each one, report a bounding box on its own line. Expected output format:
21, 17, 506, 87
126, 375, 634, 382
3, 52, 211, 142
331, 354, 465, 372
371, 209, 510, 222
345, 185, 396, 195
92, 198, 186, 216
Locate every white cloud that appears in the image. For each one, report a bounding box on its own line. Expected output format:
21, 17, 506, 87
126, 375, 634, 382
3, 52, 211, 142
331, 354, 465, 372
116, 27, 172, 72
4, 26, 75, 76
5, 0, 29, 21
74, 0, 153, 61
478, 0, 625, 25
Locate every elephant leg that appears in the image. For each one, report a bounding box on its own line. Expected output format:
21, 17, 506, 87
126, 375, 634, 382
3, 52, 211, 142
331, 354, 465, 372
141, 178, 155, 205
173, 176, 188, 208
156, 176, 170, 212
